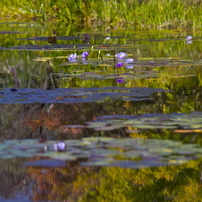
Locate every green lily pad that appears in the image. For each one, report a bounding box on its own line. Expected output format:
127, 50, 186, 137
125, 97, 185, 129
39, 152, 77, 160
86, 112, 202, 131
0, 138, 200, 168
0, 87, 170, 104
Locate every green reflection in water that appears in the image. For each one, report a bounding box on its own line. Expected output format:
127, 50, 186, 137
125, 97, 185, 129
0, 22, 202, 202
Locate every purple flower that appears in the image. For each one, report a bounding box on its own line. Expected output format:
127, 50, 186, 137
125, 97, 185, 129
125, 58, 134, 63
116, 62, 124, 68
81, 51, 89, 59
115, 52, 127, 59
186, 36, 192, 40
116, 77, 124, 83
54, 142, 66, 152
68, 53, 77, 62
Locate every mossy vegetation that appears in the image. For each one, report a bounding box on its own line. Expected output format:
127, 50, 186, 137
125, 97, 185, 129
1, 0, 201, 29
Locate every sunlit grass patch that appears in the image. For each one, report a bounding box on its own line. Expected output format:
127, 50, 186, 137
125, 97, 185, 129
0, 0, 201, 29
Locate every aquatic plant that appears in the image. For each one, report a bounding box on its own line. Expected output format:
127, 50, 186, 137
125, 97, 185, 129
54, 142, 66, 152
68, 53, 77, 62
115, 52, 127, 59
116, 62, 124, 68
186, 36, 192, 40
115, 51, 135, 68
68, 51, 89, 62
81, 51, 89, 60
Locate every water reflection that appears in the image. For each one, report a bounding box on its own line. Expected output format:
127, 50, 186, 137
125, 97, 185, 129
0, 157, 202, 202
0, 22, 202, 201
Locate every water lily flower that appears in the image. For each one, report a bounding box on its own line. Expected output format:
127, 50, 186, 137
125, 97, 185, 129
125, 58, 134, 63
115, 52, 127, 59
81, 51, 89, 59
126, 65, 134, 69
54, 142, 66, 151
116, 62, 124, 68
186, 36, 192, 40
116, 77, 124, 83
68, 53, 77, 62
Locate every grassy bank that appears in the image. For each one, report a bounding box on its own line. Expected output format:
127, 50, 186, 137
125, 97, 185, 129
0, 0, 201, 29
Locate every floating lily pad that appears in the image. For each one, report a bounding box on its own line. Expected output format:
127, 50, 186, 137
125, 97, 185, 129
0, 87, 170, 104
39, 152, 77, 160
16, 36, 82, 41
132, 58, 202, 67
86, 112, 202, 131
59, 70, 159, 81
0, 138, 199, 168
25, 159, 66, 167
0, 44, 131, 51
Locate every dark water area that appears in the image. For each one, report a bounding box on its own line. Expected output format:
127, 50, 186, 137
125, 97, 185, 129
0, 22, 202, 201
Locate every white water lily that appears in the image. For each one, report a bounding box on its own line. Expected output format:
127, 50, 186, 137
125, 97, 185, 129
186, 36, 192, 40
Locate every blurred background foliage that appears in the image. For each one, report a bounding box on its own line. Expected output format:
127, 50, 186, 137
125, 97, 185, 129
0, 0, 201, 29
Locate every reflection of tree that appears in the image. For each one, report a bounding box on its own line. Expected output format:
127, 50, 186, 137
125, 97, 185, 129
27, 157, 100, 201
72, 159, 202, 202
25, 157, 202, 202
0, 158, 32, 200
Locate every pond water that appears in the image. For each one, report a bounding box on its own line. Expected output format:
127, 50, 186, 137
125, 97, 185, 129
0, 22, 202, 201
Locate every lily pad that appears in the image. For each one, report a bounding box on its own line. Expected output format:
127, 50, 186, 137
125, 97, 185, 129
0, 44, 131, 51
25, 159, 66, 167
0, 138, 201, 168
16, 35, 83, 41
86, 112, 202, 131
0, 87, 170, 104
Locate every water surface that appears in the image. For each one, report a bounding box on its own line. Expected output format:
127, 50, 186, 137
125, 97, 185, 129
0, 22, 202, 201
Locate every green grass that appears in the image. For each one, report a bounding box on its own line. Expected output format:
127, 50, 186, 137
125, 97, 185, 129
0, 0, 201, 28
